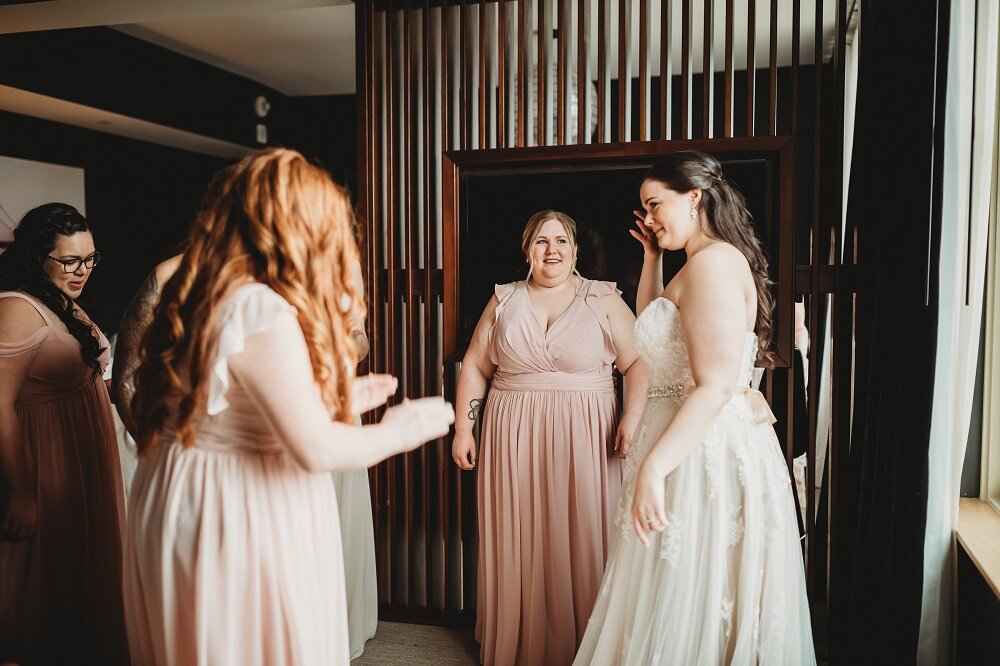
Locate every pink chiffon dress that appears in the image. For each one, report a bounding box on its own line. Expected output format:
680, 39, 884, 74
0, 291, 129, 665
123, 283, 349, 665
476, 279, 623, 666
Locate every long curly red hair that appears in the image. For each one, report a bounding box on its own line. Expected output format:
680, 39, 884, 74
131, 148, 365, 453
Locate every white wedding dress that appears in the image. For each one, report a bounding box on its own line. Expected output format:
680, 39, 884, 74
332, 463, 378, 660
574, 298, 816, 665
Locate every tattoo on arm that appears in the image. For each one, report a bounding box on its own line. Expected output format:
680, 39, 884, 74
111, 270, 160, 432
467, 398, 483, 423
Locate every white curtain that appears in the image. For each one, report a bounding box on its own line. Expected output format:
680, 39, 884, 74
917, 2, 1000, 664
814, 2, 861, 485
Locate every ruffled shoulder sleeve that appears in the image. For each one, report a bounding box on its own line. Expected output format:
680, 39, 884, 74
581, 279, 620, 356
207, 283, 297, 416
0, 292, 51, 357
493, 282, 517, 322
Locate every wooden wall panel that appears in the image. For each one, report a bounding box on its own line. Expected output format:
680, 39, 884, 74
357, 1, 853, 640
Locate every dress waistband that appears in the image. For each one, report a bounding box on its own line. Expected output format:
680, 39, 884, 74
647, 383, 777, 425
491, 370, 613, 393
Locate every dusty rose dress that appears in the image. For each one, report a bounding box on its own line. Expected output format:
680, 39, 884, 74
123, 284, 349, 665
0, 291, 129, 665
476, 279, 622, 666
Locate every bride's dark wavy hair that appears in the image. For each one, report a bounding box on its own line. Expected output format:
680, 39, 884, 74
643, 151, 775, 365
0, 203, 105, 375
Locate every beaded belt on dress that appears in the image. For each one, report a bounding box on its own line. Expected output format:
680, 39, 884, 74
647, 383, 687, 399
647, 383, 778, 425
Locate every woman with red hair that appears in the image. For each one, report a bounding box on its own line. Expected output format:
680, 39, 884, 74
123, 148, 453, 664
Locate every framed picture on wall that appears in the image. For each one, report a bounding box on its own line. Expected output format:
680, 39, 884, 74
0, 154, 86, 249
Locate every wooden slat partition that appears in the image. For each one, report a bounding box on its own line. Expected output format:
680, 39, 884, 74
723, 0, 734, 137
617, 0, 628, 141
660, 0, 672, 139
702, 0, 714, 138
497, 0, 507, 147
356, 1, 854, 640
479, 0, 488, 150
681, 0, 692, 138
557, 0, 568, 144
746, 0, 755, 135
538, 0, 548, 145
577, 0, 587, 143
597, 0, 608, 142
768, 0, 778, 135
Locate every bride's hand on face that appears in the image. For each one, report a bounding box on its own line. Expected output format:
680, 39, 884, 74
628, 209, 661, 259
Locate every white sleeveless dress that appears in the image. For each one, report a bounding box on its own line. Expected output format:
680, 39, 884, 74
574, 298, 816, 665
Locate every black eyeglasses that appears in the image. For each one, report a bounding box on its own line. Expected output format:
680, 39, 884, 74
47, 251, 101, 273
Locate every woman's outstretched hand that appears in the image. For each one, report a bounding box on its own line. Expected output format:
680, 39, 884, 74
351, 374, 398, 415
628, 209, 661, 258
380, 397, 455, 453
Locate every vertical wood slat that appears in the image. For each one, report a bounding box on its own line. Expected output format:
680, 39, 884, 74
792, 0, 800, 135
660, 0, 672, 139
827, 0, 851, 608
383, 0, 399, 604
498, 0, 507, 147
479, 0, 488, 149
538, 0, 548, 146
598, 0, 608, 142
702, 0, 714, 138
723, 0, 734, 136
556, 0, 568, 145
439, 0, 459, 613
681, 0, 691, 139
807, 0, 825, 598
420, 0, 437, 608
768, 0, 778, 135
356, 0, 382, 601
617, 0, 628, 142
460, 1, 470, 150
577, 0, 587, 143
517, 0, 527, 146
638, 0, 649, 141
746, 0, 755, 136
402, 0, 417, 606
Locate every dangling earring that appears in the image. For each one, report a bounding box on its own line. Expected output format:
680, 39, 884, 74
690, 207, 697, 219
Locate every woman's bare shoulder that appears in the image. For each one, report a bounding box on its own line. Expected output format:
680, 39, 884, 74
0, 295, 47, 341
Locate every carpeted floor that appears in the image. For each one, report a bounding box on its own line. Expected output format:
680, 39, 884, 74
353, 621, 479, 665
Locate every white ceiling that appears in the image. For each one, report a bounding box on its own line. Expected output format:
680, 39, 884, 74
0, 0, 357, 96
0, 0, 840, 97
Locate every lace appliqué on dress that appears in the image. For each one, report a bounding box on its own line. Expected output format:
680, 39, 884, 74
658, 510, 683, 565
726, 504, 745, 547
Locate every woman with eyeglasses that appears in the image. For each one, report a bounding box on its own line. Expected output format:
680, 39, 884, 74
0, 203, 130, 664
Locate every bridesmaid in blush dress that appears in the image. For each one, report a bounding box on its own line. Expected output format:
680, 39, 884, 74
0, 203, 129, 665
123, 148, 454, 665
452, 210, 648, 666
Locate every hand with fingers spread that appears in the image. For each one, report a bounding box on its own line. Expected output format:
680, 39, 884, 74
380, 397, 456, 453
350, 373, 399, 415
628, 209, 662, 258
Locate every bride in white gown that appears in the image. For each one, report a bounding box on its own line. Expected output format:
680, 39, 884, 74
575, 151, 815, 665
